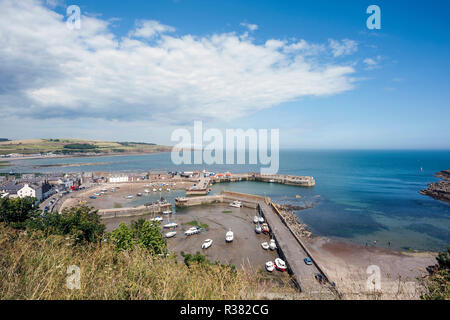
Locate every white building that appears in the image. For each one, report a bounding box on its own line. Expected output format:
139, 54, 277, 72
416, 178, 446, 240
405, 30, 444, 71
17, 184, 42, 200
109, 175, 129, 183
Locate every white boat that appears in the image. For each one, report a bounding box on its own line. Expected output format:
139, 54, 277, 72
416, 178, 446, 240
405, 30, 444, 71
167, 188, 171, 192
165, 231, 177, 238
201, 239, 213, 249
162, 210, 172, 215
153, 188, 157, 192
125, 195, 133, 199
184, 227, 200, 236
261, 242, 269, 250
269, 239, 277, 250
259, 216, 265, 223
255, 224, 262, 234
265, 261, 275, 272
253, 216, 259, 224
226, 230, 234, 242
151, 216, 163, 222
269, 179, 275, 183
274, 258, 287, 272
229, 200, 242, 208
144, 189, 150, 193
163, 222, 178, 229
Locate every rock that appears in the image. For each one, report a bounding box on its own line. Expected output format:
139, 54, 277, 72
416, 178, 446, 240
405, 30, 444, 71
420, 169, 450, 203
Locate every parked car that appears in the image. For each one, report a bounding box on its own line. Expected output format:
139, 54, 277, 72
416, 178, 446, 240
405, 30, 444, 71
304, 257, 312, 265
315, 273, 324, 283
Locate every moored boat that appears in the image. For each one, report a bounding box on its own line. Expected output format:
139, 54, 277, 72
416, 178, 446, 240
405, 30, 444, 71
165, 231, 176, 238
265, 261, 275, 272
229, 200, 242, 208
184, 227, 200, 236
253, 216, 259, 224
269, 239, 277, 250
225, 230, 234, 242
255, 223, 262, 234
261, 223, 270, 234
151, 216, 163, 222
261, 242, 269, 250
163, 222, 178, 229
259, 216, 265, 223
274, 258, 287, 271
201, 239, 213, 249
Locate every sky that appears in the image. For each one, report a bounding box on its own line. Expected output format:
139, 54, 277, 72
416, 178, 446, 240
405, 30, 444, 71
0, 0, 449, 149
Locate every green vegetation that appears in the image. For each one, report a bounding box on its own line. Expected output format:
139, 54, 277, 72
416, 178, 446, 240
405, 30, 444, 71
184, 220, 209, 230
0, 197, 40, 229
113, 202, 123, 208
422, 247, 450, 300
110, 219, 166, 254
0, 138, 171, 156
222, 210, 232, 213
0, 161, 10, 168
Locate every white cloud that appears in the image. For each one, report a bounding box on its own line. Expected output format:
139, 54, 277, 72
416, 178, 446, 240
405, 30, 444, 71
363, 55, 382, 70
240, 22, 258, 32
328, 39, 358, 57
0, 0, 357, 125
130, 20, 175, 38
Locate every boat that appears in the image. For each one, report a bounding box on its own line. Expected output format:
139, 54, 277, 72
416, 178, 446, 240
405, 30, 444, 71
269, 239, 277, 250
136, 193, 143, 197
255, 224, 262, 234
125, 195, 133, 199
151, 216, 163, 222
201, 239, 213, 249
265, 261, 275, 272
261, 223, 270, 234
184, 227, 200, 236
274, 258, 287, 271
165, 231, 177, 238
269, 179, 275, 183
261, 242, 269, 250
153, 188, 157, 192
94, 193, 100, 196
163, 222, 178, 229
225, 230, 234, 242
162, 210, 172, 215
253, 216, 259, 224
229, 200, 242, 208
144, 189, 150, 193
259, 216, 265, 223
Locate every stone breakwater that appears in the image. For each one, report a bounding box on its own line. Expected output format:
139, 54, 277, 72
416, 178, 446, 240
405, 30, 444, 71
420, 169, 450, 204
276, 204, 312, 238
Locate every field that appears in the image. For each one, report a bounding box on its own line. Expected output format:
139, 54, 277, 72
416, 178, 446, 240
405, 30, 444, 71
0, 139, 171, 156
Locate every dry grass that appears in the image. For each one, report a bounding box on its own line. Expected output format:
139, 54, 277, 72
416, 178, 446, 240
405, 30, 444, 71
0, 225, 270, 300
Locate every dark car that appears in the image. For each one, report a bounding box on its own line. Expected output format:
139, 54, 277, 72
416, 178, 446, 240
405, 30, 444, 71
315, 273, 324, 283
304, 257, 312, 265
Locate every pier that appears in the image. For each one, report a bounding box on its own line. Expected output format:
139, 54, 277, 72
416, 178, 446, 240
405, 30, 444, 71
176, 191, 335, 296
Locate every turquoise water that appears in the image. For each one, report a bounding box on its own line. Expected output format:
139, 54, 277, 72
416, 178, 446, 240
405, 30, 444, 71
3, 150, 450, 251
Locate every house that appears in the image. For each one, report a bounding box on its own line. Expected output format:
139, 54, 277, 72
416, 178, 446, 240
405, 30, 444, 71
109, 175, 129, 183
17, 184, 43, 201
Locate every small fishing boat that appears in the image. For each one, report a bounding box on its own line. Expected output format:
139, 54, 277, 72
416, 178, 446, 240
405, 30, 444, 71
259, 216, 265, 223
253, 216, 259, 224
229, 200, 242, 208
163, 222, 178, 229
184, 227, 200, 236
125, 195, 133, 199
261, 242, 269, 250
162, 210, 172, 215
265, 261, 275, 272
226, 230, 234, 243
153, 188, 157, 192
269, 239, 277, 250
136, 193, 143, 197
255, 224, 262, 234
151, 216, 163, 222
165, 231, 176, 238
144, 189, 150, 193
94, 193, 100, 196
269, 179, 275, 183
261, 223, 270, 234
201, 239, 213, 249
274, 258, 287, 272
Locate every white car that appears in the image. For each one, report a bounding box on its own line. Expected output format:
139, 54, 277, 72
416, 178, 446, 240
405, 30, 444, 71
201, 239, 213, 249
226, 230, 234, 243
274, 258, 287, 272
261, 242, 269, 250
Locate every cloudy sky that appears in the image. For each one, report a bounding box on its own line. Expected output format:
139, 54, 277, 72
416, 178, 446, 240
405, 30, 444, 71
0, 0, 449, 148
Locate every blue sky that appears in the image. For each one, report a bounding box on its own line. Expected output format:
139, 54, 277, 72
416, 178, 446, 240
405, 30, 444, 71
0, 0, 449, 149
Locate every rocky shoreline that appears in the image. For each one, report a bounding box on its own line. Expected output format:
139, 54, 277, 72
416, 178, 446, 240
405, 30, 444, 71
275, 203, 313, 238
420, 169, 450, 204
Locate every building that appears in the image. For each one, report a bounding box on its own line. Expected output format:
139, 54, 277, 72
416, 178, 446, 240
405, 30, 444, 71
109, 175, 129, 183
17, 184, 42, 200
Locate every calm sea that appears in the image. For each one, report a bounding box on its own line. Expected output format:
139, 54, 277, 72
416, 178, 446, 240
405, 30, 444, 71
2, 150, 450, 251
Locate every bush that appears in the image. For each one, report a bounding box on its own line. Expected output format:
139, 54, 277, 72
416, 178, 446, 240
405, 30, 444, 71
109, 219, 166, 254
0, 197, 39, 229
28, 206, 105, 244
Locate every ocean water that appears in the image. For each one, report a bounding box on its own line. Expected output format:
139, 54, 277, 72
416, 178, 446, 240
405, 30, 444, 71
2, 150, 450, 251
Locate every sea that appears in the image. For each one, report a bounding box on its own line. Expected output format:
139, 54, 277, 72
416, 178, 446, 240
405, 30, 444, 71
2, 149, 449, 251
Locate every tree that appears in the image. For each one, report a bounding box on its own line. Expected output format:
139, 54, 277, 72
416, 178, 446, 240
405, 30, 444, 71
110, 219, 166, 254
0, 197, 39, 228
28, 205, 105, 243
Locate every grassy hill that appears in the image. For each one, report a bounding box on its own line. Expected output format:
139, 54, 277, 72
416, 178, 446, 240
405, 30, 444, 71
0, 139, 172, 156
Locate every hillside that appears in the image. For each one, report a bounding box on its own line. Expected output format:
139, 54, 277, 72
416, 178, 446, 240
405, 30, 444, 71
0, 139, 172, 156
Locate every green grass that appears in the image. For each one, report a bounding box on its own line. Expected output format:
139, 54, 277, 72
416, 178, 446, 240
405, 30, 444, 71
0, 139, 171, 156
222, 210, 232, 213
184, 220, 209, 230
